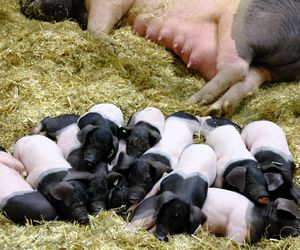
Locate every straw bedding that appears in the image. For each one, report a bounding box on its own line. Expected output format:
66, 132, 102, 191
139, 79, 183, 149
0, 1, 299, 249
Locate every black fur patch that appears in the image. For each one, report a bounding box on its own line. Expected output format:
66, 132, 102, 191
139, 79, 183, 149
2, 190, 57, 224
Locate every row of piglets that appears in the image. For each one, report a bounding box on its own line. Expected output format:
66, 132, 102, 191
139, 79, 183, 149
2, 104, 300, 244
128, 117, 300, 243
6, 104, 170, 224
15, 103, 126, 223
108, 111, 201, 209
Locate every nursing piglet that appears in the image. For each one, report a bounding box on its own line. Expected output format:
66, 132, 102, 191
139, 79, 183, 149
31, 114, 81, 159
129, 144, 217, 241
0, 148, 56, 224
201, 188, 300, 243
112, 111, 200, 205
199, 116, 269, 204
241, 120, 300, 202
13, 135, 90, 224
121, 107, 165, 158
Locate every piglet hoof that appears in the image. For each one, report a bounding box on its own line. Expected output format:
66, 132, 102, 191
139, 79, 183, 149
90, 201, 106, 215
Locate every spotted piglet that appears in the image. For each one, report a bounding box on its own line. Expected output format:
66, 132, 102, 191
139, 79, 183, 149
110, 112, 200, 207
201, 188, 300, 243
13, 135, 91, 224
0, 148, 56, 224
128, 144, 217, 241
199, 116, 269, 204
241, 120, 300, 202
121, 107, 165, 158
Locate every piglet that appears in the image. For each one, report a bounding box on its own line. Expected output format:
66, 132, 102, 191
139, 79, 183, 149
121, 107, 165, 158
199, 116, 269, 205
13, 135, 90, 224
31, 114, 81, 159
122, 107, 165, 157
0, 148, 56, 224
70, 103, 124, 170
129, 144, 217, 241
241, 120, 300, 202
111, 111, 200, 206
201, 188, 300, 243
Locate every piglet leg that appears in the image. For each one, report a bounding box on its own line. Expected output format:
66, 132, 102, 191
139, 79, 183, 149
86, 0, 135, 39
189, 10, 250, 105
207, 67, 271, 115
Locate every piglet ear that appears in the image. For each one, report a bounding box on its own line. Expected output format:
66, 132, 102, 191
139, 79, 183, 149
188, 205, 207, 234
50, 181, 74, 207
150, 162, 172, 182
148, 130, 162, 146
77, 124, 97, 145
113, 152, 133, 173
225, 166, 247, 193
275, 198, 300, 219
264, 172, 284, 191
108, 136, 119, 162
154, 191, 178, 216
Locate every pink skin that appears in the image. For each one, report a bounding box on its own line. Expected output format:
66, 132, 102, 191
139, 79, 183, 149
128, 107, 165, 135
202, 188, 253, 243
241, 120, 293, 160
145, 115, 200, 168
0, 151, 26, 177
0, 163, 33, 202
13, 135, 71, 188
85, 0, 271, 115
56, 124, 81, 158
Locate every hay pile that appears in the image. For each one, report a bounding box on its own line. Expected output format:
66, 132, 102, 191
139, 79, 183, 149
0, 1, 299, 249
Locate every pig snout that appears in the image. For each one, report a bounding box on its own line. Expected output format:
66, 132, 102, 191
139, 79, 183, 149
224, 164, 270, 205
128, 186, 147, 204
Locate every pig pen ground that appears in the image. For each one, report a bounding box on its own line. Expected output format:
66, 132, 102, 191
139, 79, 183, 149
0, 1, 300, 249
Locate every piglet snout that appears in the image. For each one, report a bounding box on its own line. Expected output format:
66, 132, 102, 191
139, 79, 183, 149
258, 196, 270, 205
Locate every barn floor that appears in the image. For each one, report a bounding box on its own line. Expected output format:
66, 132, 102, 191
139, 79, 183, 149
0, 1, 299, 249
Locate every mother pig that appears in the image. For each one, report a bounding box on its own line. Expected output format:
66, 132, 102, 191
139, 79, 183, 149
22, 0, 300, 115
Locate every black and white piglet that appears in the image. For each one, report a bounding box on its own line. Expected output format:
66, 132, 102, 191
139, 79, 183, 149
121, 107, 165, 158
199, 116, 269, 205
110, 111, 200, 207
69, 103, 124, 170
201, 188, 300, 243
31, 113, 81, 159
128, 144, 217, 241
0, 148, 56, 224
241, 120, 300, 202
13, 135, 90, 224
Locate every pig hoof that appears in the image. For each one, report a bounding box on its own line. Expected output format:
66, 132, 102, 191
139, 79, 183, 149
206, 106, 222, 117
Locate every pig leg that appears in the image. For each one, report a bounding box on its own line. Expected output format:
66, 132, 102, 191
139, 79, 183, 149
189, 9, 251, 105
86, 0, 135, 39
207, 67, 271, 115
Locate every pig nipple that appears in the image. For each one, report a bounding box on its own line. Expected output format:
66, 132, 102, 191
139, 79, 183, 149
258, 196, 270, 205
